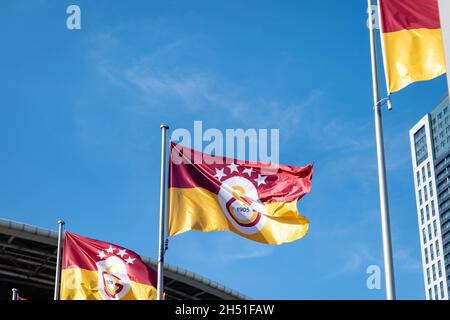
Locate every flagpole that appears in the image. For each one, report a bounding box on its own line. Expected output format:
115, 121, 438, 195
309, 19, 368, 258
367, 0, 396, 300
11, 288, 18, 301
157, 124, 169, 300
54, 220, 65, 300
438, 0, 450, 96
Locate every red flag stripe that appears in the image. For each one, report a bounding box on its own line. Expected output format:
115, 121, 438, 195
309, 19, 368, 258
62, 232, 157, 287
380, 0, 441, 33
169, 142, 313, 203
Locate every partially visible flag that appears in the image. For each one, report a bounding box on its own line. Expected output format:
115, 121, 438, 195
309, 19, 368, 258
60, 232, 158, 300
379, 0, 446, 93
168, 143, 313, 245
11, 289, 26, 300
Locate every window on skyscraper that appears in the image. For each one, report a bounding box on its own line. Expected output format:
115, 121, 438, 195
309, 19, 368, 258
430, 244, 435, 261
427, 163, 431, 178
436, 240, 440, 257
429, 182, 433, 196
414, 126, 428, 165
417, 171, 421, 186
432, 264, 436, 281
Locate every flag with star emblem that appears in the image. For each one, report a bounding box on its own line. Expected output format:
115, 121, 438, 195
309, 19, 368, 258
60, 232, 158, 300
168, 142, 313, 245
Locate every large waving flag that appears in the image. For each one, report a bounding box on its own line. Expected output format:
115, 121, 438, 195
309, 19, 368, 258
168, 143, 313, 245
379, 0, 446, 93
60, 232, 158, 300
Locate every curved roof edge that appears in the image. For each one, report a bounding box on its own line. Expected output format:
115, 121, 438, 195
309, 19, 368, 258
0, 218, 249, 300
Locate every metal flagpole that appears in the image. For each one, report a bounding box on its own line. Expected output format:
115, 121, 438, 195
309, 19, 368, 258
157, 124, 169, 300
367, 0, 396, 300
11, 288, 18, 301
438, 0, 450, 97
54, 220, 65, 300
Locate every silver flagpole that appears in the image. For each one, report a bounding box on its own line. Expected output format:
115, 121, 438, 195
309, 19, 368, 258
438, 0, 450, 96
11, 288, 18, 301
157, 124, 169, 300
54, 220, 65, 300
367, 0, 396, 300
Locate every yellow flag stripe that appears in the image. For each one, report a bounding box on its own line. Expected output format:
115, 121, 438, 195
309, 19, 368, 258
60, 268, 157, 300
168, 187, 309, 245
381, 28, 446, 93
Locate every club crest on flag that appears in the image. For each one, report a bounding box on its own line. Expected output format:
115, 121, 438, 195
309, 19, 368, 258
97, 255, 131, 300
219, 174, 267, 235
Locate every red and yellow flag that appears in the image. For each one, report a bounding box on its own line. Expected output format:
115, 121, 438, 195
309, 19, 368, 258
379, 0, 446, 93
60, 232, 158, 300
168, 143, 313, 245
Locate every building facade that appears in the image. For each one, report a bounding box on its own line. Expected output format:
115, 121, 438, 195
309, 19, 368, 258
409, 96, 450, 300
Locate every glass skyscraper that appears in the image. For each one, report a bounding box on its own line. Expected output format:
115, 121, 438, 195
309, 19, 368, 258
409, 95, 450, 300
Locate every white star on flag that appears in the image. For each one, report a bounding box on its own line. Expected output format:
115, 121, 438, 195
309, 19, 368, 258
214, 168, 227, 181
125, 256, 136, 264
227, 163, 239, 174
97, 251, 106, 259
254, 174, 267, 186
243, 167, 253, 177
117, 249, 127, 258
105, 245, 115, 254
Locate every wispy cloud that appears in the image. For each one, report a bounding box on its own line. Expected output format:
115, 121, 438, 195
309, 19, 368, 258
393, 245, 422, 272
84, 27, 326, 136
324, 244, 382, 279
169, 232, 275, 266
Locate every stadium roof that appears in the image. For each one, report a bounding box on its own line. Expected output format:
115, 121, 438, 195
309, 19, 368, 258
0, 219, 248, 300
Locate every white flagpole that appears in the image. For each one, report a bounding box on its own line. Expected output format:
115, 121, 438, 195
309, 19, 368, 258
367, 0, 396, 300
157, 124, 169, 300
438, 0, 450, 96
54, 220, 65, 300
11, 288, 18, 301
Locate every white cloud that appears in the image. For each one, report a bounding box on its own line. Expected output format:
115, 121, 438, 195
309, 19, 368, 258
85, 28, 326, 136
324, 245, 382, 279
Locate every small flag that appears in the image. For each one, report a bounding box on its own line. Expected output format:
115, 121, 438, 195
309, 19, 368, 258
379, 0, 446, 93
60, 232, 158, 300
168, 143, 313, 245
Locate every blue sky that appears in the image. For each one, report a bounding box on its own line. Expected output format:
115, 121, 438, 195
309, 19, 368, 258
0, 0, 449, 299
